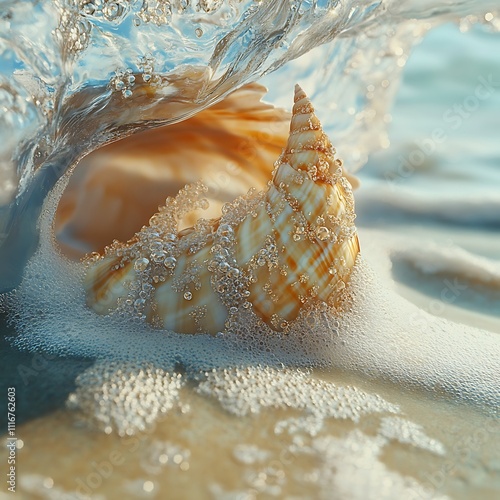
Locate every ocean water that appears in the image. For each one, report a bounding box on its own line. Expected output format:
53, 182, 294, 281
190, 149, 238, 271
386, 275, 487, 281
358, 22, 500, 226
356, 22, 500, 331
1, 3, 500, 500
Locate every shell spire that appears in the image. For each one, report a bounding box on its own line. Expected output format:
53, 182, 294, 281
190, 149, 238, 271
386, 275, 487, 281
84, 85, 360, 334
287, 84, 332, 171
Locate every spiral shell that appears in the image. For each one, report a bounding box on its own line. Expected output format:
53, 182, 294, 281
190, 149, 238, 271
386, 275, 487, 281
56, 82, 292, 258
84, 84, 360, 333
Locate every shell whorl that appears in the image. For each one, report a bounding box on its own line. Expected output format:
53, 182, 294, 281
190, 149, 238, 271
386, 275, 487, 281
84, 85, 359, 334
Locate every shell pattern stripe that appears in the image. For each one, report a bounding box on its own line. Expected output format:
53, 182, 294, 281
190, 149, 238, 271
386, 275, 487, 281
84, 84, 360, 334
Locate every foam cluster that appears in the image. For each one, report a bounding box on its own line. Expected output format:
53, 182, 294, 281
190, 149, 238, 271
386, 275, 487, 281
196, 365, 398, 420
67, 361, 185, 436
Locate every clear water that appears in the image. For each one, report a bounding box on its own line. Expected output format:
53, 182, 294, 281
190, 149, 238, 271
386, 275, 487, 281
0, 0, 498, 289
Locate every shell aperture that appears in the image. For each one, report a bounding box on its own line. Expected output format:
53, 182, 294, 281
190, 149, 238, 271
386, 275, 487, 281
84, 85, 360, 334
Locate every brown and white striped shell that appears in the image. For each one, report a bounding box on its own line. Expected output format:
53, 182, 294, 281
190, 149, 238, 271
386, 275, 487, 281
84, 84, 360, 334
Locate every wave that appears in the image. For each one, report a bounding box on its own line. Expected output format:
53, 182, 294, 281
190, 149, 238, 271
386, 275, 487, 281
0, 1, 499, 289
356, 185, 500, 227
393, 241, 500, 287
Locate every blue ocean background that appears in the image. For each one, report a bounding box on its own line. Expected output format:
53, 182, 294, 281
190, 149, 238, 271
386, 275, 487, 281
353, 22, 500, 327
358, 22, 500, 243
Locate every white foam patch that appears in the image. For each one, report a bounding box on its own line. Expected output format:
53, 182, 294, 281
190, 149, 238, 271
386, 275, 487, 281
64, 361, 398, 436
311, 430, 449, 500
379, 416, 445, 456
328, 256, 500, 408
196, 366, 398, 420
66, 361, 185, 436
393, 241, 500, 288
232, 444, 271, 465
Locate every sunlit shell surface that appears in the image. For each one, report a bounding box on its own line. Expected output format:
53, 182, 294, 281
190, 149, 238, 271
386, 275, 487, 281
55, 83, 292, 258
84, 85, 360, 334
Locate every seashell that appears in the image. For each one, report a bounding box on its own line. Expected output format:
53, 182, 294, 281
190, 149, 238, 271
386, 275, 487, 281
84, 84, 360, 334
55, 83, 291, 258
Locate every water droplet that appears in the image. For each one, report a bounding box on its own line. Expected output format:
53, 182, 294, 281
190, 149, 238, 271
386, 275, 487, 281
134, 257, 150, 272
217, 224, 233, 237
134, 298, 146, 309
143, 480, 154, 492
316, 226, 330, 241
152, 250, 166, 263
164, 256, 177, 269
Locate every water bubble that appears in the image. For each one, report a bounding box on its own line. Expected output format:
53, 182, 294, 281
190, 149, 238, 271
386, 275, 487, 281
134, 257, 150, 272
134, 298, 146, 309
103, 2, 121, 21
152, 250, 166, 263
164, 257, 177, 269
143, 480, 154, 492
150, 240, 163, 251
83, 3, 96, 15
316, 227, 330, 241
217, 224, 233, 237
